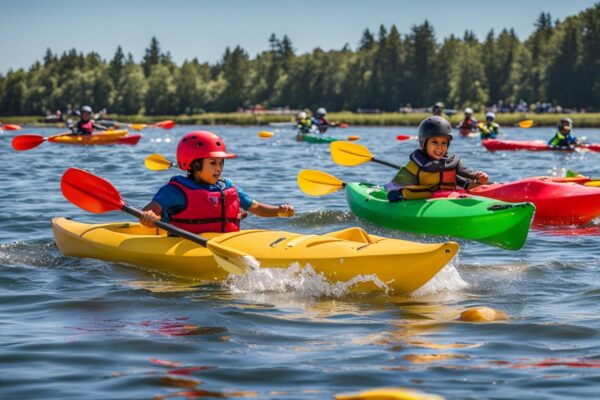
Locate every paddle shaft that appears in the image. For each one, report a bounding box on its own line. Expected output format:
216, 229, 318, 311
121, 204, 208, 247
372, 157, 402, 169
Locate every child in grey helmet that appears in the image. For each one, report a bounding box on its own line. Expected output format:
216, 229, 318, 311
385, 116, 489, 202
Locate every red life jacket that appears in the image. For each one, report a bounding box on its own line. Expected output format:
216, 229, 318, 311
168, 180, 241, 233
458, 117, 475, 131
77, 119, 94, 134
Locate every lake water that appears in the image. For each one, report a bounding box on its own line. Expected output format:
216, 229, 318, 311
1, 125, 599, 399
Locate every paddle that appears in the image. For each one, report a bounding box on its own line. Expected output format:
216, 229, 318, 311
1, 123, 22, 131
517, 119, 534, 128
330, 141, 402, 169
564, 170, 600, 187
145, 154, 176, 170
60, 168, 258, 274
11, 134, 46, 151
297, 169, 345, 196
129, 120, 176, 131
258, 131, 274, 138
396, 134, 417, 141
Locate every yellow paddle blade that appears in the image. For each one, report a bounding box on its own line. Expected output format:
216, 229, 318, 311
584, 181, 600, 187
206, 240, 260, 275
297, 169, 344, 196
258, 130, 274, 138
518, 119, 534, 128
144, 154, 174, 170
330, 141, 374, 166
347, 135, 360, 141
130, 123, 147, 131
336, 387, 444, 400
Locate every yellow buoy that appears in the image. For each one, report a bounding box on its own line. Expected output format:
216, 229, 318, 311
459, 307, 508, 322
336, 387, 444, 400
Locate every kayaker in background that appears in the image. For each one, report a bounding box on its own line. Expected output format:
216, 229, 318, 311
296, 111, 312, 134
385, 116, 489, 202
139, 131, 294, 233
478, 112, 500, 139
432, 102, 446, 118
311, 107, 338, 133
456, 107, 478, 136
548, 117, 577, 148
70, 105, 107, 135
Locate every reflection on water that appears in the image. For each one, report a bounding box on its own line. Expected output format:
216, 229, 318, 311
1, 126, 599, 399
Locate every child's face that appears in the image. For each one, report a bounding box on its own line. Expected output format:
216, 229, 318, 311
561, 122, 571, 133
425, 136, 449, 160
81, 112, 91, 120
196, 158, 224, 184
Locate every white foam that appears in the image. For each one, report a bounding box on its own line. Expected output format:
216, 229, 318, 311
225, 262, 390, 298
410, 256, 468, 297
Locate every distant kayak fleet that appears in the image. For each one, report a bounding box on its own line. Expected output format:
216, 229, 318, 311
6, 104, 600, 294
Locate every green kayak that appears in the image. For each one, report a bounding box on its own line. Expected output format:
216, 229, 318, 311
345, 183, 534, 250
296, 133, 337, 144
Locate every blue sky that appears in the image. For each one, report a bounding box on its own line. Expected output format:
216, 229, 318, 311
1, 0, 597, 73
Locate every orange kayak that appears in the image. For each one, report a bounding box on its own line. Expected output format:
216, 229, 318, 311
48, 130, 141, 145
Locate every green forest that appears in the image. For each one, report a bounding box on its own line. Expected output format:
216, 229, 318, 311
1, 4, 599, 116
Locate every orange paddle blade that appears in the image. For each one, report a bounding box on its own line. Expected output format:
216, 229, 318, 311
517, 120, 534, 128
338, 123, 349, 128
396, 134, 416, 141
154, 120, 175, 129
61, 168, 125, 213
11, 135, 45, 151
258, 131, 275, 138
347, 135, 360, 141
3, 124, 22, 131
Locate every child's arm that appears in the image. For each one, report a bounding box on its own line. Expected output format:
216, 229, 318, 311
139, 201, 163, 227
248, 201, 294, 217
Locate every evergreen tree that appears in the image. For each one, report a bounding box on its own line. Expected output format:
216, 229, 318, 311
142, 36, 162, 77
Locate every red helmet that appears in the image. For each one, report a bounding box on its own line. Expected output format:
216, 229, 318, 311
176, 131, 236, 171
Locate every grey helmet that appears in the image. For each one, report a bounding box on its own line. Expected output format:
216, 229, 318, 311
418, 116, 453, 150
80, 105, 93, 114
559, 117, 573, 129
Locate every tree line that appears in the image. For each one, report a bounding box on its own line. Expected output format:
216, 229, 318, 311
0, 4, 598, 116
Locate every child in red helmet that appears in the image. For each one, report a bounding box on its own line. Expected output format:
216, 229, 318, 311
139, 131, 294, 233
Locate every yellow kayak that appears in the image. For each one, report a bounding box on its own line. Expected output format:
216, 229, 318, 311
48, 129, 130, 145
52, 217, 459, 293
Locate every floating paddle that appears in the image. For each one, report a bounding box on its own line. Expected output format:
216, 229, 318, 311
297, 169, 345, 196
129, 119, 176, 131
1, 123, 22, 131
258, 131, 275, 138
517, 119, 534, 128
330, 141, 402, 168
145, 154, 176, 170
396, 134, 417, 141
60, 168, 258, 274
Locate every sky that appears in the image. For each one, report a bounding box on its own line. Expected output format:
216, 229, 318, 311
1, 0, 598, 73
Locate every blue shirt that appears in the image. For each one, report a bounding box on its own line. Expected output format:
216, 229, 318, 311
152, 176, 254, 223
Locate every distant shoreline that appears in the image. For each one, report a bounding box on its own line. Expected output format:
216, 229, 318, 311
4, 112, 600, 128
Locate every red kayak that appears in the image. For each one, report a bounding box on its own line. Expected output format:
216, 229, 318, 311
482, 139, 600, 152
471, 177, 600, 226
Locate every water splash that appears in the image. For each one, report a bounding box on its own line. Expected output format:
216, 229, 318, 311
410, 256, 468, 297
225, 262, 390, 298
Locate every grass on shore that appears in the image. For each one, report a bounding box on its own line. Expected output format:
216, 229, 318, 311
3, 112, 600, 127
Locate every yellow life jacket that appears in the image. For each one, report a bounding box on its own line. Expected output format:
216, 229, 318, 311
400, 150, 459, 200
